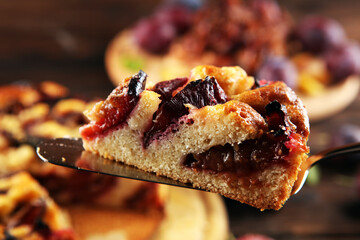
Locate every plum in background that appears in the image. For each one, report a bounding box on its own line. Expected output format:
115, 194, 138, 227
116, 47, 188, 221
250, 0, 282, 22
330, 124, 360, 148
133, 17, 176, 54
156, 4, 194, 33
325, 41, 360, 82
237, 233, 274, 240
167, 0, 203, 10
133, 4, 194, 54
295, 16, 346, 54
319, 124, 360, 173
256, 56, 298, 89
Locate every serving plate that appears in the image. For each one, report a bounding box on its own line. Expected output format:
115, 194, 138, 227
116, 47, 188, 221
299, 76, 360, 122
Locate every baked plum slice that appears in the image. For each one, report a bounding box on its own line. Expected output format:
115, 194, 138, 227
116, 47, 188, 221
151, 77, 188, 100
183, 101, 307, 179
80, 70, 147, 140
144, 76, 228, 147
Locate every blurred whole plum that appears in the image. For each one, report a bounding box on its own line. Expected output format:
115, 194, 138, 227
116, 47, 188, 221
331, 124, 360, 147
250, 0, 282, 22
132, 4, 194, 54
325, 42, 360, 81
237, 233, 274, 240
133, 17, 176, 54
295, 16, 346, 54
156, 4, 194, 33
256, 56, 298, 89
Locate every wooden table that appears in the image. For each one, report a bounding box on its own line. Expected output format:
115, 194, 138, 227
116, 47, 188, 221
1, 0, 359, 239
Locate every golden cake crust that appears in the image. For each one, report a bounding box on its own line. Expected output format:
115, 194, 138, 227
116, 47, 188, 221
233, 82, 309, 137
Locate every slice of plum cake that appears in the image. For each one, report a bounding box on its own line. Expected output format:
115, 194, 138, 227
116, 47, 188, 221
80, 65, 309, 210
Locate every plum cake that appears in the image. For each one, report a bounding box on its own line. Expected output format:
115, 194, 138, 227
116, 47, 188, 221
0, 172, 75, 240
80, 65, 310, 210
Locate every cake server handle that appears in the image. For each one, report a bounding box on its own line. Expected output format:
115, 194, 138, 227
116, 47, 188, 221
291, 142, 360, 194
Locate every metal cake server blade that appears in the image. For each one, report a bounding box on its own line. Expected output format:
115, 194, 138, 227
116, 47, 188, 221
37, 138, 360, 195
36, 138, 197, 189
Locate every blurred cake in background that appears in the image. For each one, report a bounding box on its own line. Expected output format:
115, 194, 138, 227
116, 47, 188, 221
0, 81, 229, 240
0, 172, 76, 240
106, 0, 290, 86
287, 15, 360, 121
0, 81, 167, 211
106, 0, 360, 121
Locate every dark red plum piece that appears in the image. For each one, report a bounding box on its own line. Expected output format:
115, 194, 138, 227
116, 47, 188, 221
98, 69, 146, 128
80, 70, 147, 140
144, 76, 228, 147
182, 101, 295, 174
151, 77, 188, 100
265, 100, 293, 137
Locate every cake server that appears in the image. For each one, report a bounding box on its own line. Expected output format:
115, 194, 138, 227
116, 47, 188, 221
36, 138, 197, 189
36, 138, 360, 194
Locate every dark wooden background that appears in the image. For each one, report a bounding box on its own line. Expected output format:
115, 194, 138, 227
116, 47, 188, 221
1, 0, 360, 239
1, 0, 360, 96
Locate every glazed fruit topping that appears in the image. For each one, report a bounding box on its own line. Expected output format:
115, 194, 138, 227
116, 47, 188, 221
265, 100, 294, 137
128, 70, 147, 97
252, 79, 272, 89
80, 70, 146, 140
96, 69, 146, 126
144, 76, 228, 147
151, 77, 188, 100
